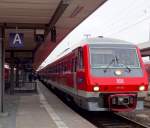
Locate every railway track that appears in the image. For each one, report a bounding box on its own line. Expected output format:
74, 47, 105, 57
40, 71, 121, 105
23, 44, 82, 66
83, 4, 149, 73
144, 100, 150, 108
98, 113, 149, 128
43, 82, 149, 128
73, 110, 149, 128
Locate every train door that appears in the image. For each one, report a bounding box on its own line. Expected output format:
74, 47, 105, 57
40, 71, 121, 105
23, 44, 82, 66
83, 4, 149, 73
72, 52, 78, 95
72, 48, 84, 95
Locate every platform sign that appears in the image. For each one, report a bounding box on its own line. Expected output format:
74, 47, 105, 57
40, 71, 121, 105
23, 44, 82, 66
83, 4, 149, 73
9, 33, 24, 48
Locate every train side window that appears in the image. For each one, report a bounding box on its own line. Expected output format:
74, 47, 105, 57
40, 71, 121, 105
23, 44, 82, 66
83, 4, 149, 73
61, 62, 63, 73
74, 57, 77, 72
68, 60, 70, 71
71, 59, 74, 72
59, 64, 60, 72
55, 65, 57, 73
63, 62, 66, 72
59, 63, 61, 73
69, 60, 71, 72
66, 61, 68, 72
60, 63, 61, 73
71, 58, 77, 72
64, 62, 67, 72
78, 47, 84, 69
56, 64, 58, 73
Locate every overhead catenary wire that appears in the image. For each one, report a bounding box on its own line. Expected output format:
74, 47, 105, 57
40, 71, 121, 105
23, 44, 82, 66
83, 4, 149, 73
101, 0, 145, 34
102, 0, 150, 35
107, 13, 150, 36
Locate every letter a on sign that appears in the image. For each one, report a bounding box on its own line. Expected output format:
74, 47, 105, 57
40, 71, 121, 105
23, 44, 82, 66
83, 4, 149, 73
9, 33, 24, 48
13, 33, 22, 44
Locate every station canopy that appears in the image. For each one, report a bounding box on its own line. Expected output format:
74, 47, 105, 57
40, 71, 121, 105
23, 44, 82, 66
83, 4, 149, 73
1, 0, 106, 70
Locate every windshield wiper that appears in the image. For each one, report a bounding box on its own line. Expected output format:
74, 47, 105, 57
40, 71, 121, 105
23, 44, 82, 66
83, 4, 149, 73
115, 56, 131, 72
104, 58, 115, 73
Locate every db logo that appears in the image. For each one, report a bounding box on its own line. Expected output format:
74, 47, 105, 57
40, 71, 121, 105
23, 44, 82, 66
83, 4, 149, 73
116, 79, 124, 84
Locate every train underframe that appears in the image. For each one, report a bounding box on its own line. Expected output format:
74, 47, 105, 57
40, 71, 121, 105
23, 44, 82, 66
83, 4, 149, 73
74, 92, 145, 112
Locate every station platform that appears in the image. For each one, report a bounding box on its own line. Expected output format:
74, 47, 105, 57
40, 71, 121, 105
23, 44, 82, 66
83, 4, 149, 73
0, 81, 96, 128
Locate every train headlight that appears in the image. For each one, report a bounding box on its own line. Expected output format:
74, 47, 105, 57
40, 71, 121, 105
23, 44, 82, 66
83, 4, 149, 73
93, 86, 100, 92
139, 85, 145, 91
114, 70, 122, 76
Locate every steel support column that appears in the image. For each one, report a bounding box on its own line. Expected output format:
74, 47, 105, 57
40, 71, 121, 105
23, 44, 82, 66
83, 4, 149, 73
16, 63, 19, 87
10, 52, 14, 94
0, 27, 5, 113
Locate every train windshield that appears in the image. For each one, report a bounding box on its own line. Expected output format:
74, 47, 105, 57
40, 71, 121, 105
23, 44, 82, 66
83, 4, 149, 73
90, 47, 140, 69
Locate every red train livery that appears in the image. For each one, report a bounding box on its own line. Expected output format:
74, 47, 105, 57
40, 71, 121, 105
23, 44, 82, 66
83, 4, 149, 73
38, 37, 148, 112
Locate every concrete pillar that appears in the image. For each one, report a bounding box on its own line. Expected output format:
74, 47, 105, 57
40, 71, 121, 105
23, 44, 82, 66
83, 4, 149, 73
0, 28, 5, 113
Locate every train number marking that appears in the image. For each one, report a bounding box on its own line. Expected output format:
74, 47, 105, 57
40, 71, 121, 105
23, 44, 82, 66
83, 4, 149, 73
116, 78, 124, 84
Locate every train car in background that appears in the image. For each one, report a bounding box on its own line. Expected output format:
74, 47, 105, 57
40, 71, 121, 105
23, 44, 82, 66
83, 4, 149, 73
144, 61, 150, 81
4, 64, 10, 89
38, 37, 148, 112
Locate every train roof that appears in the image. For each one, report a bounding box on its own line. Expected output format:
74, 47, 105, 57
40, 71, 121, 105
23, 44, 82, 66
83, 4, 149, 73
83, 37, 133, 45
56, 37, 136, 62
71, 37, 135, 49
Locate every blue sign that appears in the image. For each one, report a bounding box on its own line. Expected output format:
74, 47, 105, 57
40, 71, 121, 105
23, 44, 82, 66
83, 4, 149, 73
9, 33, 24, 48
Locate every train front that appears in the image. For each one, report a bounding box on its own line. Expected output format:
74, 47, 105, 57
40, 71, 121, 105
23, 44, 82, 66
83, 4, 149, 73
85, 42, 148, 112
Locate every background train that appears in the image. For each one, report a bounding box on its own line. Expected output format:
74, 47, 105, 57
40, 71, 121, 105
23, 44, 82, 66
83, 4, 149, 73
38, 37, 148, 112
144, 61, 150, 81
4, 64, 10, 89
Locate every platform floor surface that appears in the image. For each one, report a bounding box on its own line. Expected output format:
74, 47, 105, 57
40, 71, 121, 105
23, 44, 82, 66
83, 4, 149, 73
0, 81, 96, 128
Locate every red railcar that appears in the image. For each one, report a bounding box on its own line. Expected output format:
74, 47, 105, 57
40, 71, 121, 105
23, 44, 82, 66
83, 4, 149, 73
4, 64, 11, 89
144, 61, 150, 81
39, 37, 148, 112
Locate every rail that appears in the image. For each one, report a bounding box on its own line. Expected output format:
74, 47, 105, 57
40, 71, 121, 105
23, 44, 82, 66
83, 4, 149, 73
112, 113, 149, 128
